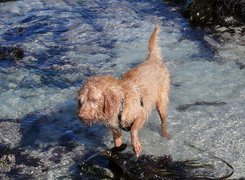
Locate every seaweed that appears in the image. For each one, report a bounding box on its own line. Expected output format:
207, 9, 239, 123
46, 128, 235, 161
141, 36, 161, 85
0, 46, 24, 61
80, 144, 234, 179
0, 145, 41, 170
176, 101, 227, 112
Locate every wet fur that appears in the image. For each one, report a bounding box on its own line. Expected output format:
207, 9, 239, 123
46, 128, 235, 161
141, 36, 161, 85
77, 27, 170, 156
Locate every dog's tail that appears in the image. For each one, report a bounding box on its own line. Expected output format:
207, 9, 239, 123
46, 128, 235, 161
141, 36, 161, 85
147, 26, 162, 61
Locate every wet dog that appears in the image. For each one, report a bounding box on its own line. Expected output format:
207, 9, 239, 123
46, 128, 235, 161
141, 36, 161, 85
77, 27, 170, 156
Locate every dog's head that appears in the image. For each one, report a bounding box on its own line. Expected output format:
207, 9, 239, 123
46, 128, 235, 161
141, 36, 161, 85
77, 76, 123, 126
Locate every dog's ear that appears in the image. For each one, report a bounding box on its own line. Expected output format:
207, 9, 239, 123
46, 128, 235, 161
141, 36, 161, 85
103, 90, 120, 120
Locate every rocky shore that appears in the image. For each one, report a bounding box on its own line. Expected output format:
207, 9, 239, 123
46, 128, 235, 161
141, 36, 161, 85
174, 0, 245, 27
166, 0, 245, 66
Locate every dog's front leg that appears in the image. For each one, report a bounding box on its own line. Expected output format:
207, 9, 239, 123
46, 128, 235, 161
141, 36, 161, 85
130, 116, 145, 157
111, 128, 122, 147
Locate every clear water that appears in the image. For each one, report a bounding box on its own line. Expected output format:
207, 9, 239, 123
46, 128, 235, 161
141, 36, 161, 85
0, 0, 244, 178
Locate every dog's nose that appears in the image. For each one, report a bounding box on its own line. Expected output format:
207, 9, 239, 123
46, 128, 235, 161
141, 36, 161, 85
78, 112, 85, 119
78, 110, 91, 120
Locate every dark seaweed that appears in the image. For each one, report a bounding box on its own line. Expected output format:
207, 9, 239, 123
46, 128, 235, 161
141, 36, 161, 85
176, 101, 227, 112
0, 46, 24, 61
80, 144, 233, 179
0, 146, 41, 167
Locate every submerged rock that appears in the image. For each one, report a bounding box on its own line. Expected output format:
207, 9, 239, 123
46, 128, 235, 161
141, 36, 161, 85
182, 0, 245, 27
0, 46, 24, 61
0, 0, 18, 3
0, 121, 22, 148
0, 146, 45, 179
165, 0, 187, 4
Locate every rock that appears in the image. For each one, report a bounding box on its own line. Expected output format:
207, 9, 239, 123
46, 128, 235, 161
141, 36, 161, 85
0, 0, 18, 3
0, 145, 42, 179
182, 0, 245, 27
215, 0, 245, 26
0, 121, 22, 148
165, 0, 187, 3
182, 0, 216, 27
0, 46, 24, 61
0, 153, 16, 172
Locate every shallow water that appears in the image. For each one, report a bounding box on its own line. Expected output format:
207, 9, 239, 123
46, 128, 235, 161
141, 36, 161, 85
0, 0, 244, 179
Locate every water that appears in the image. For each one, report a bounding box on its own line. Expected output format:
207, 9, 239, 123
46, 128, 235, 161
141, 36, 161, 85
0, 0, 244, 178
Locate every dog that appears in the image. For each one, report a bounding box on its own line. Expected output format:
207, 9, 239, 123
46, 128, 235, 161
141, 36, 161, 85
77, 27, 170, 156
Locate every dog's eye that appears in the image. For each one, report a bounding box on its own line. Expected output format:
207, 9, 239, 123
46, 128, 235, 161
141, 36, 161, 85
90, 98, 98, 103
78, 100, 84, 106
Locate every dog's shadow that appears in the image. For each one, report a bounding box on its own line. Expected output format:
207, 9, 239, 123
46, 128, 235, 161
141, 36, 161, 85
15, 100, 108, 178
20, 100, 106, 148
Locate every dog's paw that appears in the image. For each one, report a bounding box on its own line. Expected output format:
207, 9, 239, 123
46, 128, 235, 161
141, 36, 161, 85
162, 132, 171, 140
132, 140, 142, 157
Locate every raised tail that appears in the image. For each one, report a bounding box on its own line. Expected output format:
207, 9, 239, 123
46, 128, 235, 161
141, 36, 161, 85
147, 26, 162, 61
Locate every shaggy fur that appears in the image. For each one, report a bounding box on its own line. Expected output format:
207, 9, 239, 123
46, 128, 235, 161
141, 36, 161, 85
77, 27, 170, 156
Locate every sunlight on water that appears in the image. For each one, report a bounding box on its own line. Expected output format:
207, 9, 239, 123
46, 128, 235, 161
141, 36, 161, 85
0, 0, 244, 178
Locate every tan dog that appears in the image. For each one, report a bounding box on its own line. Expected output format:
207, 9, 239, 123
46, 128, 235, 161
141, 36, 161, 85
77, 27, 170, 156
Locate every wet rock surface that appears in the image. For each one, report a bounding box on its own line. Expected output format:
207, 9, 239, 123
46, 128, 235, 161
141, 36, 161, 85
0, 121, 21, 148
165, 0, 187, 4
204, 26, 245, 65
0, 146, 41, 179
0, 0, 18, 3
166, 0, 245, 65
182, 0, 245, 27
0, 143, 87, 179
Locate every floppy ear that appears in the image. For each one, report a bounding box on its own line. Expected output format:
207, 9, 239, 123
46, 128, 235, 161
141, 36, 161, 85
103, 90, 120, 120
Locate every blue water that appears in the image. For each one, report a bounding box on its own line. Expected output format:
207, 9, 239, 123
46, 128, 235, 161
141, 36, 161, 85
0, 0, 244, 178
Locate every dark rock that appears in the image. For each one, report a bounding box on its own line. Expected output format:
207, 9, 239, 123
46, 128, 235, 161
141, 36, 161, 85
0, 46, 24, 61
0, 0, 18, 3
165, 0, 187, 4
242, 27, 245, 35
0, 145, 42, 179
236, 61, 245, 70
182, 0, 245, 27
215, 0, 245, 26
16, 153, 41, 167
16, 27, 24, 36
183, 0, 215, 27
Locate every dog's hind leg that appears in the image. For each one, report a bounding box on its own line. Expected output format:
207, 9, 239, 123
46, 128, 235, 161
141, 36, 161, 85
156, 87, 171, 140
